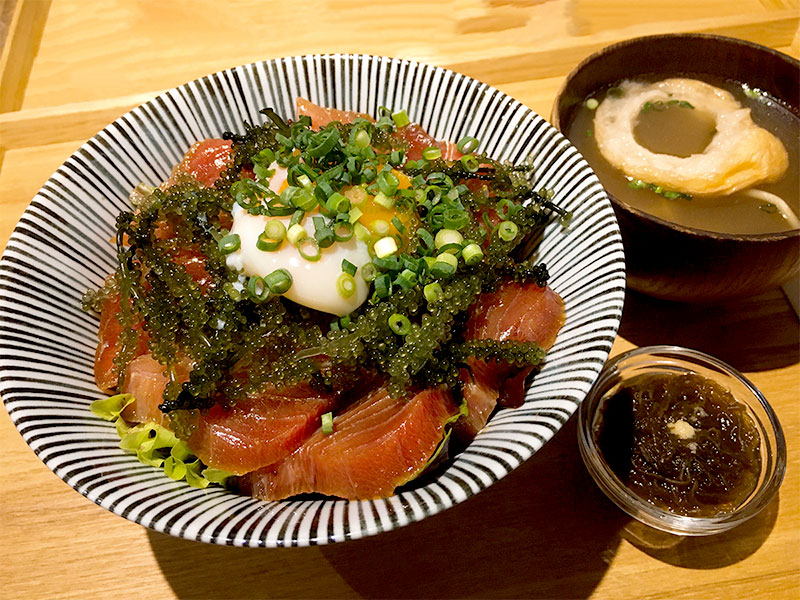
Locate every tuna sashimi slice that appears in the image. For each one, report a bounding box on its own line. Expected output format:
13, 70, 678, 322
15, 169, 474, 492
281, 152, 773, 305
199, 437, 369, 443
239, 386, 455, 500
119, 353, 190, 427
186, 383, 341, 476
165, 138, 232, 188
455, 281, 566, 440
296, 97, 374, 128
94, 292, 150, 392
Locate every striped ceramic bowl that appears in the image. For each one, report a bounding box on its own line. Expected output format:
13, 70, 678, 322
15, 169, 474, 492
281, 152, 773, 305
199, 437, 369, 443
0, 55, 625, 547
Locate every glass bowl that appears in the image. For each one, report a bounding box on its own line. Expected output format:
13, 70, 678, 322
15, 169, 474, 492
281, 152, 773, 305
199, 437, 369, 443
578, 345, 786, 536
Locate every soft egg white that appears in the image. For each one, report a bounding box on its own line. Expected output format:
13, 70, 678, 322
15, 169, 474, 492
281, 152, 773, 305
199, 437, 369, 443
226, 165, 372, 316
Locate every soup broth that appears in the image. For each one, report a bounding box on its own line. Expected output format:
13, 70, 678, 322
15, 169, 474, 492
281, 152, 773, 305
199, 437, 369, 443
567, 76, 800, 234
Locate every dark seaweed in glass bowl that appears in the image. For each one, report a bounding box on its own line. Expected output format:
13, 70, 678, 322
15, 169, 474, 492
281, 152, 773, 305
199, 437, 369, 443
578, 345, 786, 536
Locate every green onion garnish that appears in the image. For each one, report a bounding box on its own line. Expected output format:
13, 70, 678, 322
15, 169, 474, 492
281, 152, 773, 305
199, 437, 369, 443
306, 127, 341, 158
462, 243, 484, 265
392, 110, 410, 128
326, 192, 350, 214
333, 221, 354, 242
257, 232, 281, 251
373, 273, 392, 298
297, 237, 321, 261
394, 269, 418, 290
431, 252, 458, 278
247, 275, 271, 302
373, 236, 398, 258
497, 221, 518, 241
349, 206, 363, 223
388, 313, 412, 336
423, 282, 444, 303
389, 149, 404, 166
460, 154, 479, 173
361, 262, 378, 282
377, 170, 400, 196
336, 273, 357, 298
422, 146, 442, 161
321, 411, 334, 434
342, 259, 357, 277
374, 191, 395, 209
218, 233, 241, 255
265, 268, 293, 295
434, 228, 464, 251
354, 222, 371, 242
287, 223, 307, 245
391, 216, 406, 234
313, 215, 335, 248
371, 219, 391, 236
456, 135, 479, 154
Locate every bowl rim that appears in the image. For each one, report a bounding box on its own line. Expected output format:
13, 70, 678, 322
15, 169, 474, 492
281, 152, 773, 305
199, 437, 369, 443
551, 32, 800, 241
578, 344, 787, 536
0, 52, 626, 547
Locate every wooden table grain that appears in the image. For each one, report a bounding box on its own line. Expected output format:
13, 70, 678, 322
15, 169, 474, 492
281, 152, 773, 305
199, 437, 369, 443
1, 2, 798, 598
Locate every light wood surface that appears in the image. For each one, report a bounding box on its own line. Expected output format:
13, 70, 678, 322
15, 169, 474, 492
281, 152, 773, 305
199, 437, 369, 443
1, 2, 798, 599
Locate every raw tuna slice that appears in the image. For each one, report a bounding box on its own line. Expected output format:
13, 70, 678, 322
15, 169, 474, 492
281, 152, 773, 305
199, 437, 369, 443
296, 97, 374, 128
119, 353, 190, 427
239, 386, 455, 500
455, 281, 565, 440
186, 383, 341, 476
395, 123, 461, 161
94, 292, 150, 392
165, 138, 232, 187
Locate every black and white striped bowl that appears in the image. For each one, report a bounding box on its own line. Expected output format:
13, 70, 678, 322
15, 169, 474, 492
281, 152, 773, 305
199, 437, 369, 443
0, 55, 625, 547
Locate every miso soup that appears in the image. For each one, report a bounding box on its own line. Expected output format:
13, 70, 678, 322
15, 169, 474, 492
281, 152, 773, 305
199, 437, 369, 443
567, 76, 800, 235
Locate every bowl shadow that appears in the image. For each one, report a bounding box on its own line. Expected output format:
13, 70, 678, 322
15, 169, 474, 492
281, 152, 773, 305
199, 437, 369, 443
146, 416, 626, 599
620, 494, 779, 568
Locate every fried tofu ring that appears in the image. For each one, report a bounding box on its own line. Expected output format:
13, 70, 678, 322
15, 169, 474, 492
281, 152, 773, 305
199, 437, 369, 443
594, 78, 788, 196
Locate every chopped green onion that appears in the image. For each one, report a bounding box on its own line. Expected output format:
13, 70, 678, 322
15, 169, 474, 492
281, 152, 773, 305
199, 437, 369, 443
349, 206, 363, 223
333, 221, 354, 242
354, 222, 371, 242
287, 223, 307, 245
377, 170, 400, 196
361, 262, 378, 282
341, 259, 357, 277
306, 127, 341, 158
394, 269, 418, 290
388, 313, 412, 335
374, 191, 395, 209
256, 232, 281, 252
392, 110, 410, 128
497, 221, 518, 241
434, 228, 464, 251
422, 146, 442, 160
373, 273, 392, 298
460, 154, 479, 172
456, 135, 479, 154
314, 215, 335, 248
218, 233, 241, 255
373, 236, 398, 258
462, 243, 484, 265
391, 216, 407, 234
431, 252, 458, 278
371, 219, 391, 236
297, 237, 321, 261
247, 275, 271, 302
354, 129, 371, 148
326, 192, 350, 214
423, 282, 444, 303
443, 207, 469, 230
417, 228, 435, 253
336, 273, 357, 298
321, 411, 334, 434
389, 150, 404, 166
265, 219, 287, 240
585, 98, 599, 110
284, 186, 316, 211
296, 174, 313, 189
289, 209, 304, 228
265, 268, 293, 294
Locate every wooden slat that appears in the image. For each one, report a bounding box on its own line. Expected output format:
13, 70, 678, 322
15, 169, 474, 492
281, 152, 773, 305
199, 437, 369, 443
0, 0, 51, 112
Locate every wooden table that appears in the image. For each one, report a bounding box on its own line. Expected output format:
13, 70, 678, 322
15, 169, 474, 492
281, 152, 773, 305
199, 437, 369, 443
1, 1, 798, 598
